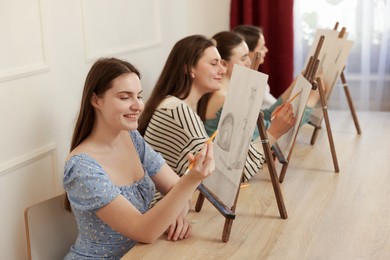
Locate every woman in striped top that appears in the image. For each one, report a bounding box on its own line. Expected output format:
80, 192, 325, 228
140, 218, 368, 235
198, 31, 296, 143
138, 35, 265, 182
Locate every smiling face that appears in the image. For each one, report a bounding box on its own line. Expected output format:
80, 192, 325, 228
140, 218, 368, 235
92, 73, 144, 131
250, 34, 268, 65
191, 46, 227, 95
223, 41, 251, 79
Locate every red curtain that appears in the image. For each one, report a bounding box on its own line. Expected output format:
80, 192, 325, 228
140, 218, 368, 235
230, 0, 294, 98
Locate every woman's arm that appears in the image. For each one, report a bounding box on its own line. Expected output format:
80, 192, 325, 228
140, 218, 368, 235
151, 164, 180, 195
151, 163, 191, 241
95, 143, 214, 244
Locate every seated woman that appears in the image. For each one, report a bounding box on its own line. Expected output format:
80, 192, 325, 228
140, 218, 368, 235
63, 58, 214, 259
138, 35, 293, 182
233, 25, 319, 126
198, 31, 295, 142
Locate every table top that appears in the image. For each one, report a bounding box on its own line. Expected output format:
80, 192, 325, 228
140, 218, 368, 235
121, 111, 390, 260
122, 167, 282, 259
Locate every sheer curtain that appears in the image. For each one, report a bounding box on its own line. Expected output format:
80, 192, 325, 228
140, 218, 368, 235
294, 0, 390, 111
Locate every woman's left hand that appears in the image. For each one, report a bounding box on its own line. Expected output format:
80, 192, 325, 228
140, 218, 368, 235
165, 203, 191, 241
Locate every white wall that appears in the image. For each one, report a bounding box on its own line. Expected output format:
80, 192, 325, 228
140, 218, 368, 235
0, 0, 230, 258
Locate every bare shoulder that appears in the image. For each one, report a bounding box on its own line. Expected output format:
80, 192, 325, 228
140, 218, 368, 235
65, 142, 91, 161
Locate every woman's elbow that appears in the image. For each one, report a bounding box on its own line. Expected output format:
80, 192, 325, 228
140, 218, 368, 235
135, 230, 163, 244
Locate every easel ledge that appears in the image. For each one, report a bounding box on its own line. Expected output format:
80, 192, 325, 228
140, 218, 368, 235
196, 184, 235, 219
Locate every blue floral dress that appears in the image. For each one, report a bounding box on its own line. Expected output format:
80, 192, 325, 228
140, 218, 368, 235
63, 130, 165, 259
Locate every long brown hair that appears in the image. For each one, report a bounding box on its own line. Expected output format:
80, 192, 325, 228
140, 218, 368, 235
233, 25, 263, 52
212, 31, 245, 61
65, 57, 140, 211
197, 31, 244, 121
71, 58, 140, 151
138, 35, 215, 135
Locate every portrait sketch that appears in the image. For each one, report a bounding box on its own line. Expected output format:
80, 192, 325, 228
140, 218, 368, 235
202, 64, 268, 208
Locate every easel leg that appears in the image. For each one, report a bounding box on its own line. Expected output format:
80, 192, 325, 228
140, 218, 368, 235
340, 70, 362, 134
310, 125, 321, 145
257, 114, 288, 219
222, 218, 234, 242
268, 161, 288, 218
317, 78, 340, 173
278, 162, 289, 184
195, 184, 237, 242
263, 145, 288, 217
195, 191, 205, 212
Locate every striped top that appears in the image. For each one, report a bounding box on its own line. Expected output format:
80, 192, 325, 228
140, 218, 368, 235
144, 96, 265, 181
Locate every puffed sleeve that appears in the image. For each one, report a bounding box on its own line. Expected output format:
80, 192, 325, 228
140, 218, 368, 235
63, 155, 121, 212
130, 130, 165, 177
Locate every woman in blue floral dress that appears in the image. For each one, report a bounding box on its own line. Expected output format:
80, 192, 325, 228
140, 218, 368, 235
63, 58, 214, 259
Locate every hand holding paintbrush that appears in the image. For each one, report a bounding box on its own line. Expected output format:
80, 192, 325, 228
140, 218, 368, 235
183, 129, 218, 175
266, 93, 298, 140
270, 90, 302, 121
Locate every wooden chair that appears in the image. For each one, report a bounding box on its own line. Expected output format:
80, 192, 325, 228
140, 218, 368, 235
24, 193, 78, 260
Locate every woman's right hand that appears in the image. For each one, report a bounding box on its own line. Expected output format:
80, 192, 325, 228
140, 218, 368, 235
268, 103, 296, 139
187, 142, 214, 181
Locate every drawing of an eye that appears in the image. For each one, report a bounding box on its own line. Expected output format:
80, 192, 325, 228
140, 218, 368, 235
218, 113, 234, 151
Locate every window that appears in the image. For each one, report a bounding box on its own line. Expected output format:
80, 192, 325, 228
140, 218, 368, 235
294, 0, 390, 110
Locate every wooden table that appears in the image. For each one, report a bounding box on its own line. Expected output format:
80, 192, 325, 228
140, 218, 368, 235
122, 166, 285, 259
123, 111, 390, 259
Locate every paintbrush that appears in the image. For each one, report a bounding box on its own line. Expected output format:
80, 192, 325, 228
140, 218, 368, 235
183, 129, 218, 175
270, 90, 302, 121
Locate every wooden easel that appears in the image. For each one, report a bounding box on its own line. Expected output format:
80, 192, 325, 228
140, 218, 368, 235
195, 183, 236, 242
278, 35, 338, 183
252, 52, 287, 219
195, 53, 287, 242
340, 66, 361, 134
309, 22, 361, 146
257, 112, 288, 218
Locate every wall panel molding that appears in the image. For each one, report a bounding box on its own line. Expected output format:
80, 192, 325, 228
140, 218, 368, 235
0, 0, 48, 82
0, 64, 49, 83
0, 143, 56, 177
81, 0, 161, 62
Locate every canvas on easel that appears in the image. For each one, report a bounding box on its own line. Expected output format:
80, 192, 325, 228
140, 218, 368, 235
274, 74, 315, 183
278, 24, 355, 182
203, 64, 267, 207
309, 31, 353, 125
275, 74, 313, 160
304, 29, 338, 76
195, 63, 267, 242
194, 55, 292, 242
276, 36, 330, 183
308, 23, 361, 146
